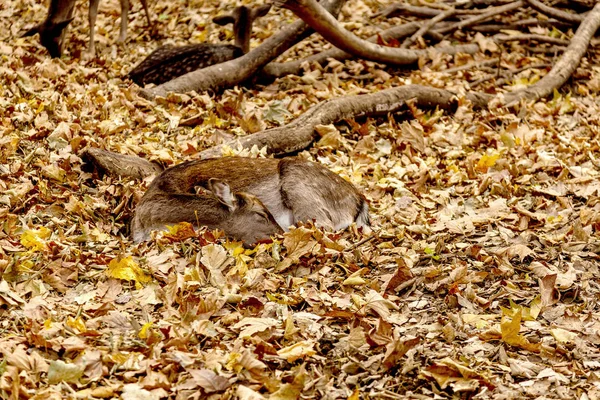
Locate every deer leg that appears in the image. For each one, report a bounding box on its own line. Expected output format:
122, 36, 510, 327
140, 0, 152, 27
118, 0, 129, 43
88, 0, 100, 55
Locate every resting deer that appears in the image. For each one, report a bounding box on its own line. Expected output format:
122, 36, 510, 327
24, 0, 151, 57
127, 4, 271, 86
132, 157, 370, 243
132, 177, 283, 243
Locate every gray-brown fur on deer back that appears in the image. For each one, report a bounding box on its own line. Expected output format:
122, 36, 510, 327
277, 158, 369, 230
132, 180, 282, 243
144, 157, 370, 233
127, 44, 243, 86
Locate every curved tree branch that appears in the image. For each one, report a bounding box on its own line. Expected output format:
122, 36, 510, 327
504, 2, 600, 104
140, 0, 345, 98
274, 0, 466, 66
525, 0, 585, 23
403, 7, 456, 48
261, 23, 478, 79
196, 86, 491, 159
435, 1, 524, 34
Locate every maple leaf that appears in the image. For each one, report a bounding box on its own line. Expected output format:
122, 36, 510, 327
105, 256, 151, 289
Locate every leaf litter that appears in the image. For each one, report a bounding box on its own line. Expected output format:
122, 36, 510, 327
1, 0, 600, 398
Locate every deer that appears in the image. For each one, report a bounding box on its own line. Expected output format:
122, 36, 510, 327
131, 157, 370, 244
131, 177, 283, 244
127, 4, 271, 86
23, 0, 152, 58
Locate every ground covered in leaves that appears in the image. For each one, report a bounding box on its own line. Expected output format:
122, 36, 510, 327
2, 0, 600, 398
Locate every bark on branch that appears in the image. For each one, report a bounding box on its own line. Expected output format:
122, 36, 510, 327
81, 148, 162, 179
274, 0, 477, 66
261, 23, 478, 79
140, 0, 345, 98
503, 2, 600, 104
196, 86, 490, 159
435, 1, 524, 34
525, 0, 585, 23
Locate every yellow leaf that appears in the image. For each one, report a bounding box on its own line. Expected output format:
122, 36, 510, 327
66, 316, 86, 333
476, 152, 500, 173
105, 256, 151, 289
343, 275, 366, 286
139, 322, 153, 339
500, 309, 540, 352
277, 341, 316, 362
461, 314, 498, 329
163, 222, 196, 241
270, 366, 306, 400
20, 227, 51, 251
501, 309, 523, 346
348, 388, 360, 400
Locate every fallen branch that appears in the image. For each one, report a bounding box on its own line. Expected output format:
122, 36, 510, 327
471, 18, 574, 33
372, 3, 446, 18
469, 63, 551, 88
494, 33, 570, 46
261, 23, 478, 80
261, 23, 420, 79
196, 85, 490, 159
525, 0, 585, 23
435, 1, 525, 34
442, 59, 500, 74
81, 148, 163, 179
140, 0, 345, 98
503, 2, 600, 104
402, 8, 457, 48
275, 0, 480, 66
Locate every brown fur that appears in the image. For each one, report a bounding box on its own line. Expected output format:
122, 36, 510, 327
132, 157, 370, 243
132, 178, 282, 243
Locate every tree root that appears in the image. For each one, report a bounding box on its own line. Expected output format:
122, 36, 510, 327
261, 23, 478, 80
525, 0, 585, 23
275, 0, 487, 66
435, 1, 524, 34
196, 85, 490, 159
81, 148, 162, 179
140, 0, 345, 98
503, 2, 600, 105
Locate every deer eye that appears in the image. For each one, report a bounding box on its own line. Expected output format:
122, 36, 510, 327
256, 210, 270, 221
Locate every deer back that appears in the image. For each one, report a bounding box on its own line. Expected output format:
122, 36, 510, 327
148, 157, 370, 232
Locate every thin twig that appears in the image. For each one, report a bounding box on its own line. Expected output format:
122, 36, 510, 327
435, 1, 524, 34
402, 7, 457, 48
494, 33, 570, 46
525, 0, 585, 23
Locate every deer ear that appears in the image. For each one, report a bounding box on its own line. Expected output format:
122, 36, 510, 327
213, 14, 235, 26
22, 25, 41, 37
208, 179, 237, 211
251, 4, 271, 19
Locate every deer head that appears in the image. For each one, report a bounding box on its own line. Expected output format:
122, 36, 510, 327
132, 178, 283, 244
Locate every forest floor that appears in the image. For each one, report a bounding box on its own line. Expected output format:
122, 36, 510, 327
1, 0, 600, 398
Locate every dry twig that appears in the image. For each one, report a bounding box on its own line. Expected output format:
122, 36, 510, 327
525, 0, 585, 23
